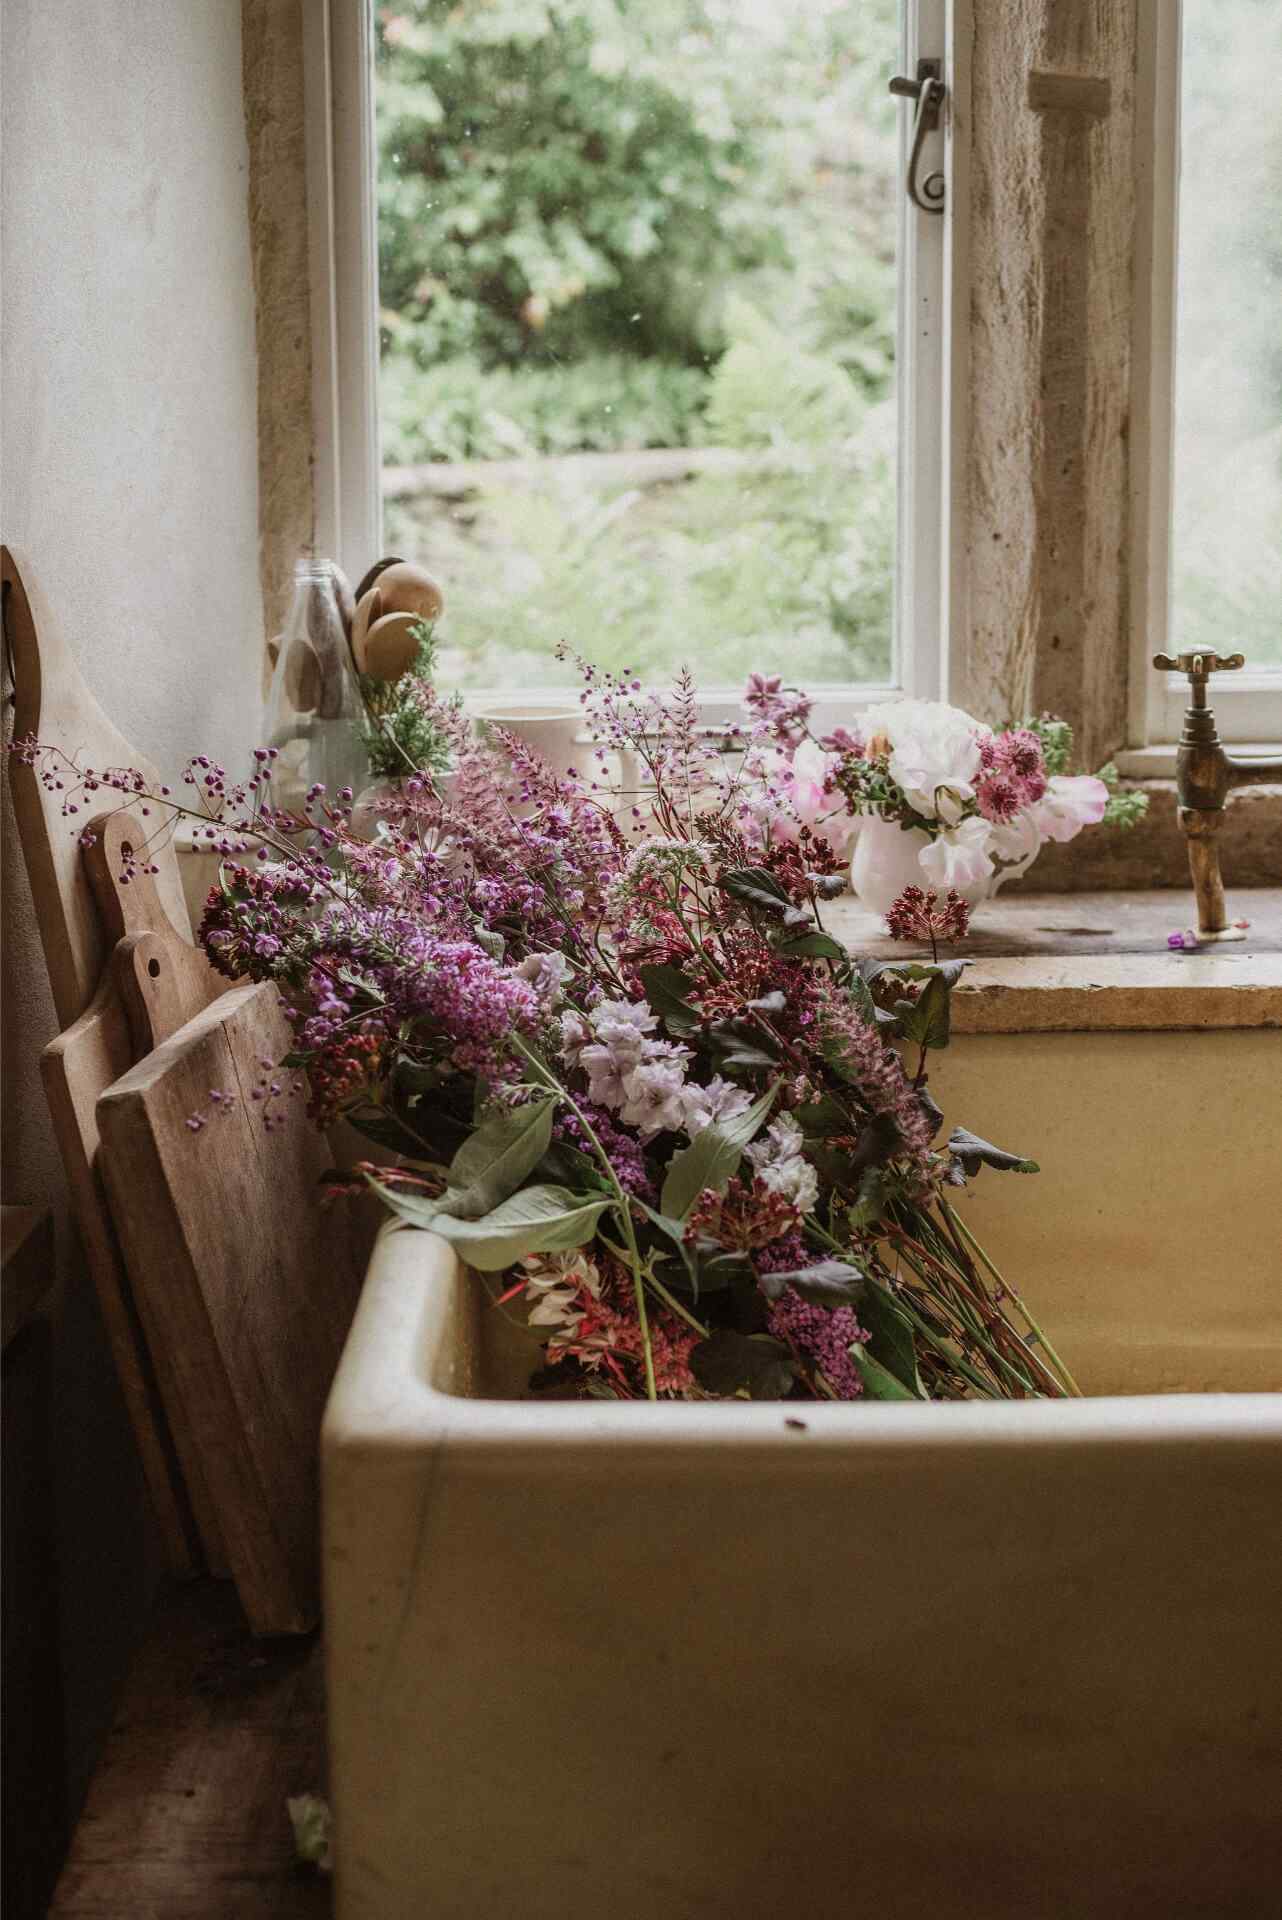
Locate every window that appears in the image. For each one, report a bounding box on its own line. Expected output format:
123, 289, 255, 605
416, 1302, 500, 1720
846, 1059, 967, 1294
311, 1, 960, 727
1131, 0, 1282, 756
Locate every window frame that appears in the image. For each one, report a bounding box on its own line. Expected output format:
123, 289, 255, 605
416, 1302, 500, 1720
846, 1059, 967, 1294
307, 0, 968, 727
1123, 0, 1282, 774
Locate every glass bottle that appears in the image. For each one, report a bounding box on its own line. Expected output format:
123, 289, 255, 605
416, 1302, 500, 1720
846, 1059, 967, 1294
264, 557, 368, 816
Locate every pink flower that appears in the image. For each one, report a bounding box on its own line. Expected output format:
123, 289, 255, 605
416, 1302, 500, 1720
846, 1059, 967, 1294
1029, 774, 1109, 844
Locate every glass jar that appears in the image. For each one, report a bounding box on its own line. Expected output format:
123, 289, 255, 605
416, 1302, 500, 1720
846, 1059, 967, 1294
264, 557, 369, 816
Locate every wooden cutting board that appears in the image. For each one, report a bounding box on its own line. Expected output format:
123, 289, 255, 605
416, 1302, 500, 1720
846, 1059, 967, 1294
96, 981, 368, 1634
41, 813, 233, 1576
4, 543, 230, 1575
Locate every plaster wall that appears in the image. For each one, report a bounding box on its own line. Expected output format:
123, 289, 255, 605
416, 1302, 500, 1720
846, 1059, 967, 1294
2, 0, 261, 1821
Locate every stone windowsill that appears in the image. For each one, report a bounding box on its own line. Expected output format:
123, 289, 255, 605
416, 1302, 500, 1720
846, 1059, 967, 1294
173, 823, 1282, 1038
827, 889, 1282, 1035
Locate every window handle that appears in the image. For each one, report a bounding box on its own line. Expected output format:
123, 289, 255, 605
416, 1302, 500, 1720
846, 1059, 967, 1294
889, 59, 946, 214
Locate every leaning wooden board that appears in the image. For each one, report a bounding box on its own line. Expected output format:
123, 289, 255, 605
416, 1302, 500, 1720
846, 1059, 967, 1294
5, 539, 227, 1573
41, 812, 233, 1576
96, 981, 368, 1633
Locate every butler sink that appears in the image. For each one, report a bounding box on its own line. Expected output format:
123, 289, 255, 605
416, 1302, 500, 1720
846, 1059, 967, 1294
323, 1021, 1282, 1919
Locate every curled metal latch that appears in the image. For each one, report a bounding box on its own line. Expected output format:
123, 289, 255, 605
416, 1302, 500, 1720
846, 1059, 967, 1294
889, 59, 946, 214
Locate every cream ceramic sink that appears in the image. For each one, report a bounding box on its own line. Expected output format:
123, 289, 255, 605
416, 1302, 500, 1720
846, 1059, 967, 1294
323, 1020, 1282, 1919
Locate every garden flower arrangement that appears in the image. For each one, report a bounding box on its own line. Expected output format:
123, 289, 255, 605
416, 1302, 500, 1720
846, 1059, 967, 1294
737, 677, 1145, 909
14, 659, 1081, 1406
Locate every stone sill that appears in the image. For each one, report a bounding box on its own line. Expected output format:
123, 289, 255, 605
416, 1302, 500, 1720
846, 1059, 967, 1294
828, 889, 1282, 1035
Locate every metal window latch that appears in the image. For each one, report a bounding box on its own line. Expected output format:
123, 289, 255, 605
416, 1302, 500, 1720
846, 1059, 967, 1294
888, 59, 946, 214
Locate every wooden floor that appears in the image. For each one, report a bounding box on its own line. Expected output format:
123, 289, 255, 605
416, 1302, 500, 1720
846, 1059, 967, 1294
48, 1580, 330, 1919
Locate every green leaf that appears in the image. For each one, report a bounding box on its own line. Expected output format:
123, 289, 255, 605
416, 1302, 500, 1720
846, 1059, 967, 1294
774, 929, 849, 965
371, 1181, 610, 1271
719, 867, 792, 915
659, 1083, 777, 1220
858, 1281, 925, 1396
344, 1104, 436, 1160
848, 1346, 921, 1401
894, 972, 952, 1050
794, 1095, 850, 1140
690, 1329, 798, 1400
638, 963, 701, 1035
757, 1259, 867, 1307
947, 1127, 1039, 1176
708, 1016, 780, 1072
436, 1094, 557, 1220
847, 1166, 887, 1230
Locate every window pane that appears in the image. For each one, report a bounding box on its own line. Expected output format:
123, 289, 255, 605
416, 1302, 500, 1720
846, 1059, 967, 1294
1172, 0, 1282, 669
375, 0, 900, 691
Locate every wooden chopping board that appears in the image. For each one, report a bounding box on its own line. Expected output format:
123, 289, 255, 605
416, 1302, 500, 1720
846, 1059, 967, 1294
41, 813, 232, 1576
96, 981, 369, 1634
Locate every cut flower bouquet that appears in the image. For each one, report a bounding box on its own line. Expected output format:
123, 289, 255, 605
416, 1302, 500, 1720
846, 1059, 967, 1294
738, 678, 1145, 914
15, 658, 1080, 1406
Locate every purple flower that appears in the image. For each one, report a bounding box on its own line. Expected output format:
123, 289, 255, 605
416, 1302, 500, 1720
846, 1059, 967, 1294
768, 1287, 867, 1399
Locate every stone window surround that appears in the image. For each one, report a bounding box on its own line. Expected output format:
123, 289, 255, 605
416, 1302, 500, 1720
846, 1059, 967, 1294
239, 0, 1280, 892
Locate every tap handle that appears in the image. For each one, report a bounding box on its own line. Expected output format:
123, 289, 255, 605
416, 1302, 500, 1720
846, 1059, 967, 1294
1152, 649, 1246, 680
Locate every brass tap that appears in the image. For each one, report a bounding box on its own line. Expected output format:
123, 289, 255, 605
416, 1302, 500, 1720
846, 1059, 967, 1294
1152, 650, 1282, 940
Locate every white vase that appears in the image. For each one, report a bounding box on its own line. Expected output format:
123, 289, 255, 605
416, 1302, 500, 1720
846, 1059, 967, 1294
848, 817, 939, 915
848, 815, 1044, 916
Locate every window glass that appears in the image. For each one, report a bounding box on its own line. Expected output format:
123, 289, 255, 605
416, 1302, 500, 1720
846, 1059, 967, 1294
375, 0, 901, 691
1172, 0, 1282, 668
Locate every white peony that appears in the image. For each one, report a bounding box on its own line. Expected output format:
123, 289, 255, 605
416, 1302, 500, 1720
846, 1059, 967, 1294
1029, 775, 1109, 845
987, 810, 1043, 868
918, 816, 995, 894
862, 699, 983, 823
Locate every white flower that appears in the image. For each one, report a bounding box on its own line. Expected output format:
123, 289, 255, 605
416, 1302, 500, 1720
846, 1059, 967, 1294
918, 816, 995, 893
682, 1075, 754, 1138
862, 699, 983, 822
517, 950, 571, 1004
558, 1009, 592, 1069
746, 1113, 819, 1213
1029, 774, 1109, 845
987, 809, 1043, 868
523, 1255, 602, 1338
618, 1046, 692, 1139
746, 740, 857, 852
589, 998, 658, 1048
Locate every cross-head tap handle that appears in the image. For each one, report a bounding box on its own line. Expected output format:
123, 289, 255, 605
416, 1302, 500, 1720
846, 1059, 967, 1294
1152, 649, 1246, 678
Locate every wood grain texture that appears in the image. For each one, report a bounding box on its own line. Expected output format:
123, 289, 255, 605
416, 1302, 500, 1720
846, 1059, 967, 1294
96, 983, 367, 1634
1, 547, 193, 1027
37, 811, 232, 1577
41, 983, 216, 1578
48, 1579, 329, 1919
960, 4, 1137, 764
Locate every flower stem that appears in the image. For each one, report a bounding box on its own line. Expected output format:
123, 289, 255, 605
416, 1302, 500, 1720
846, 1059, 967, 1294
510, 1035, 658, 1400
939, 1198, 1082, 1396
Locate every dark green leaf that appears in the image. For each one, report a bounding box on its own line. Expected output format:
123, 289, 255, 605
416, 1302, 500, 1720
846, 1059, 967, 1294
848, 1346, 921, 1400
847, 1166, 887, 1230
894, 972, 951, 1050
660, 1083, 777, 1220
858, 1281, 925, 1396
437, 1094, 557, 1219
709, 1016, 780, 1072
344, 1104, 436, 1160
690, 1329, 798, 1400
638, 963, 701, 1035
775, 929, 849, 964
947, 1127, 1039, 1176
719, 867, 792, 915
758, 1259, 867, 1307
371, 1180, 611, 1271
794, 1095, 850, 1139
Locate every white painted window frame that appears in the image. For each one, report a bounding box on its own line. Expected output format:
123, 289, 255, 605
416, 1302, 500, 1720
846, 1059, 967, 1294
307, 0, 970, 732
1123, 0, 1282, 777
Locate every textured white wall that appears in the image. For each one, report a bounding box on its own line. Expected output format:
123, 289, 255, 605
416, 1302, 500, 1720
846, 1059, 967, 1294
2, 0, 262, 1824
2, 0, 262, 769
